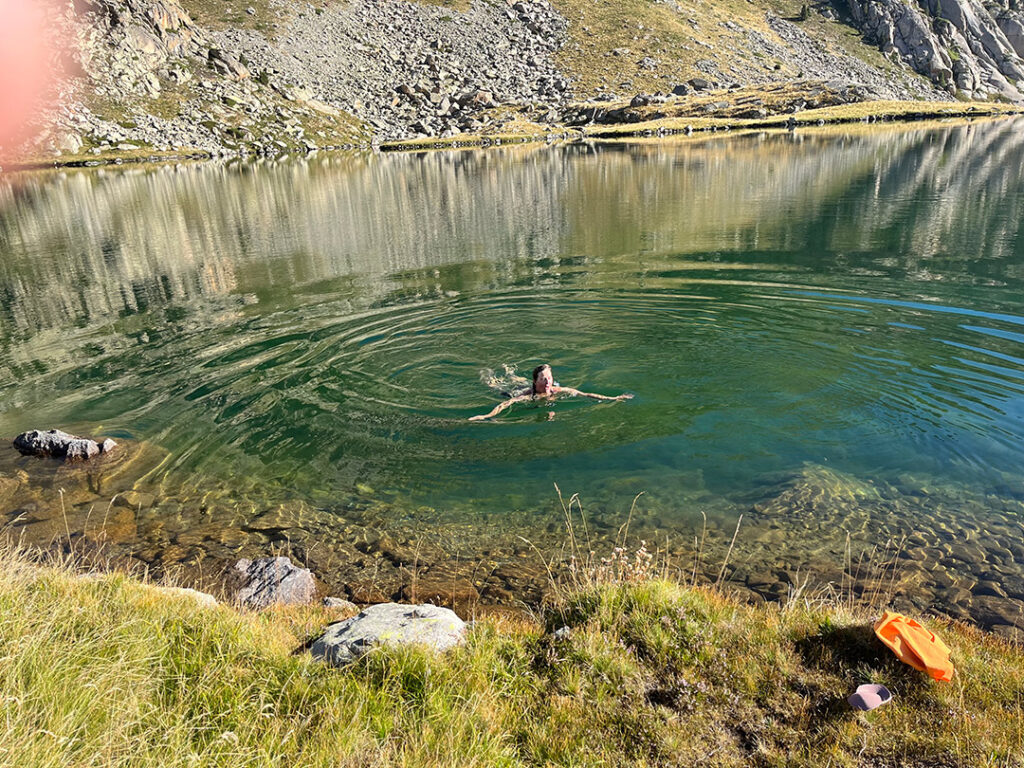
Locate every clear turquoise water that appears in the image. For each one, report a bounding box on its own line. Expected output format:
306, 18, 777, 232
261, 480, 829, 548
2, 120, 1024, 626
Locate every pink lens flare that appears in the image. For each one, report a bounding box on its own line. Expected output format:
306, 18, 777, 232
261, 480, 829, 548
0, 0, 64, 159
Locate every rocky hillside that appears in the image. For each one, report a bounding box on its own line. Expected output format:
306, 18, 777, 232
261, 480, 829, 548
848, 0, 1024, 100
15, 0, 1024, 159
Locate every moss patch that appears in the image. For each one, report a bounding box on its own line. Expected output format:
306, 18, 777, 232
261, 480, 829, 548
178, 0, 285, 37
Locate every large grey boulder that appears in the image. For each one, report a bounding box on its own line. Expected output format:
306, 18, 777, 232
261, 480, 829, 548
234, 556, 315, 609
13, 429, 117, 462
311, 603, 467, 666
208, 48, 250, 81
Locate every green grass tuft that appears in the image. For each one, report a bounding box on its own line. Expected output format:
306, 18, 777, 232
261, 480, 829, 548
1, 545, 1022, 767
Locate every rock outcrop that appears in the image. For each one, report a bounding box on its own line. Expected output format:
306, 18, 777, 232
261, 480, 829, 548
234, 556, 316, 609
19, 0, 577, 157
79, 0, 202, 98
846, 0, 1024, 99
13, 429, 117, 462
310, 603, 467, 666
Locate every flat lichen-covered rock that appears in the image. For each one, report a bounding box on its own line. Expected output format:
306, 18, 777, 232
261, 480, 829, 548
311, 603, 467, 666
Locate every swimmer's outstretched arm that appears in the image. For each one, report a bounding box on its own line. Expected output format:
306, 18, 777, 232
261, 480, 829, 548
469, 394, 531, 421
559, 387, 634, 402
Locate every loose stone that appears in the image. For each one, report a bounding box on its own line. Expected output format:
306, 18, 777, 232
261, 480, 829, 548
310, 602, 467, 666
13, 429, 116, 463
234, 556, 316, 609
323, 596, 359, 611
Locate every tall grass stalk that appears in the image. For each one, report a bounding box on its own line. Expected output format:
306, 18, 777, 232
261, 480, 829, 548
690, 509, 707, 588
714, 513, 742, 589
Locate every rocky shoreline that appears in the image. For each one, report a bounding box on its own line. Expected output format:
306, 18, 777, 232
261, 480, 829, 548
10, 0, 1024, 165
3, 429, 1024, 641
7, 99, 1022, 173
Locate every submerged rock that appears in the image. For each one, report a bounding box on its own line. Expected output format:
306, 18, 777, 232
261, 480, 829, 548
0, 475, 21, 505
234, 556, 315, 609
13, 429, 118, 462
748, 463, 880, 521
310, 603, 467, 666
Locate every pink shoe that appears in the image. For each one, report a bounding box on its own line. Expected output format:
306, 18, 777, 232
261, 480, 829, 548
848, 684, 893, 711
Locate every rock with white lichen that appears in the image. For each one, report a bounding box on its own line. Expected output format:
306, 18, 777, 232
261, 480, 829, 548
311, 603, 467, 666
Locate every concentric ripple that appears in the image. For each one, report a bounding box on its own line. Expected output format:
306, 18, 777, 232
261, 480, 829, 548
3, 122, 1024, 628
9, 272, 1022, 513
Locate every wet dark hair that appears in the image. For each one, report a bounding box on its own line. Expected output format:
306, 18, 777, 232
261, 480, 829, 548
532, 364, 551, 392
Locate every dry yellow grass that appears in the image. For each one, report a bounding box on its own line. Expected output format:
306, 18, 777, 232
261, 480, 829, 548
583, 97, 1022, 137
550, 0, 933, 98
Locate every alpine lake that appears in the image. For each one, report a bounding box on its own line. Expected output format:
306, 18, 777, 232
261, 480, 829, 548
3, 118, 1024, 636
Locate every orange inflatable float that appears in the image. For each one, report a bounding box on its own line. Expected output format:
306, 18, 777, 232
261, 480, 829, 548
874, 611, 955, 682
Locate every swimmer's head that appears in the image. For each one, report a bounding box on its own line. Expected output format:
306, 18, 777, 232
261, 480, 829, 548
532, 364, 554, 394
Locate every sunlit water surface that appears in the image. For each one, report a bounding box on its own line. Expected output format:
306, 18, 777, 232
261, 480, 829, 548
2, 120, 1024, 631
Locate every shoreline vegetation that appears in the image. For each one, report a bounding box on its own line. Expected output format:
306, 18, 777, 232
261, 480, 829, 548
3, 540, 1023, 767
4, 98, 1021, 173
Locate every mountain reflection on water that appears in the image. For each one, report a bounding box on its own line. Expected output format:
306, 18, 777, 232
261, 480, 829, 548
1, 119, 1023, 635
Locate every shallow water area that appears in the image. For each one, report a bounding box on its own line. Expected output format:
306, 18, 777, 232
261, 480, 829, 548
2, 120, 1024, 632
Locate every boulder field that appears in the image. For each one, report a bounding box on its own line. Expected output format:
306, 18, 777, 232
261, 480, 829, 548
16, 0, 1024, 160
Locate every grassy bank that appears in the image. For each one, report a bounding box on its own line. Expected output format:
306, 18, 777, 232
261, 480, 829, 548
2, 547, 1023, 768
548, 0, 914, 99
379, 91, 1023, 151
580, 99, 1024, 139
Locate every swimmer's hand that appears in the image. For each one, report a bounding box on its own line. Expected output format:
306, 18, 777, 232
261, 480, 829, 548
562, 387, 634, 402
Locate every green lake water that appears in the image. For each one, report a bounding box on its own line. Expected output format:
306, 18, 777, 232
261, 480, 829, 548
2, 119, 1024, 630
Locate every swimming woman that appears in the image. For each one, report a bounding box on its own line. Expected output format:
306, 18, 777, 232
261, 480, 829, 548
469, 364, 633, 421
